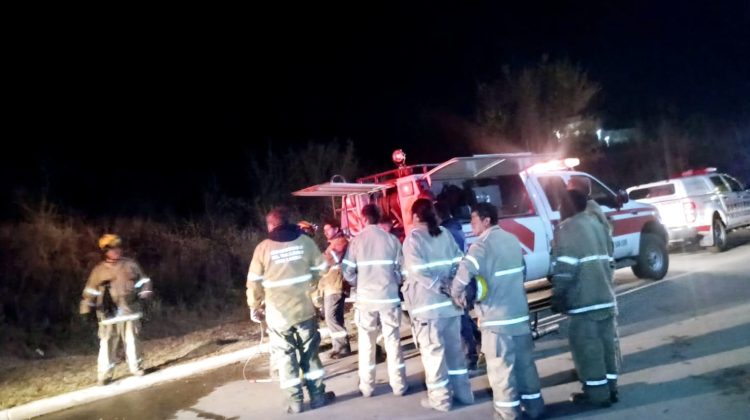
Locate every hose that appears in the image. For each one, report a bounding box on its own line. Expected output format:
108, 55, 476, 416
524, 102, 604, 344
242, 322, 276, 383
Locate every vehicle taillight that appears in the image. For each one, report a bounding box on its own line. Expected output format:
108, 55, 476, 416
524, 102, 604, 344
682, 200, 697, 223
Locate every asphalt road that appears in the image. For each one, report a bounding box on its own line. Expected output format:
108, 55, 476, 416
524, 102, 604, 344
43, 230, 750, 419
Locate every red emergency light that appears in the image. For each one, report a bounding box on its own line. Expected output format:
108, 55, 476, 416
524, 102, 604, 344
392, 149, 406, 166
678, 167, 716, 177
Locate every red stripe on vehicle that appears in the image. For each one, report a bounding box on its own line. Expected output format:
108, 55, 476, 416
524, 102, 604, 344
498, 219, 535, 251
613, 215, 657, 236
696, 225, 711, 232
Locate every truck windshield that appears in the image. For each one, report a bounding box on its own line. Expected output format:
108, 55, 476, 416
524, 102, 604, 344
629, 184, 676, 200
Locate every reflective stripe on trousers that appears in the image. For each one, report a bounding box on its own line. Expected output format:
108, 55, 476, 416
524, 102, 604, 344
567, 302, 615, 314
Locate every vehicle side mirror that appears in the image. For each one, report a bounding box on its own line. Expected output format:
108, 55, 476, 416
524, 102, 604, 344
616, 189, 630, 208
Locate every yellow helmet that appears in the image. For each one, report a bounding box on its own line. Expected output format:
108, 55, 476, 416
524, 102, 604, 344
475, 275, 488, 302
297, 220, 318, 237
98, 234, 122, 251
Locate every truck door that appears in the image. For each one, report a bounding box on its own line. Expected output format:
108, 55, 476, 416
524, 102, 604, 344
567, 174, 641, 259
721, 175, 750, 227
709, 175, 739, 228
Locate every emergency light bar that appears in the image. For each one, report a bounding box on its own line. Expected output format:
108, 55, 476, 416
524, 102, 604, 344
679, 167, 716, 177
525, 158, 580, 173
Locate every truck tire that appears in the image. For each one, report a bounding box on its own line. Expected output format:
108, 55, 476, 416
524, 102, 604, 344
709, 217, 728, 253
632, 233, 669, 280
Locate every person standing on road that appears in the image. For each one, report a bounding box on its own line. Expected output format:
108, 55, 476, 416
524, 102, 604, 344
567, 176, 622, 385
342, 204, 409, 398
402, 198, 474, 412
247, 207, 335, 414
451, 203, 545, 420
79, 234, 153, 385
552, 190, 619, 408
318, 219, 352, 358
436, 201, 480, 372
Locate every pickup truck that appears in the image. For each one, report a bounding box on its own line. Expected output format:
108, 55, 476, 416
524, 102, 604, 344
295, 153, 669, 330
627, 168, 750, 252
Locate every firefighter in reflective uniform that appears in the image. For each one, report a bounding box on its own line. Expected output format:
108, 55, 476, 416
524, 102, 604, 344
79, 234, 153, 385
342, 204, 408, 397
567, 176, 613, 238
452, 203, 545, 420
402, 198, 474, 412
247, 207, 334, 414
552, 190, 619, 407
436, 200, 479, 371
319, 219, 351, 358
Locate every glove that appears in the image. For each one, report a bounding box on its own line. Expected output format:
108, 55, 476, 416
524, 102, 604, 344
438, 282, 452, 298
550, 294, 565, 314
250, 308, 265, 323
79, 300, 94, 315
80, 310, 97, 321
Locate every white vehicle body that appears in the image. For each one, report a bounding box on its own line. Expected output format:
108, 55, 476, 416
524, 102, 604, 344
627, 170, 750, 250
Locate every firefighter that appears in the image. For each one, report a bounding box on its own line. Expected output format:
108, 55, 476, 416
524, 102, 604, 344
402, 198, 474, 412
567, 176, 613, 238
319, 219, 351, 358
342, 204, 408, 398
552, 190, 619, 408
79, 234, 153, 385
247, 207, 334, 414
567, 176, 621, 387
452, 203, 545, 420
436, 201, 479, 372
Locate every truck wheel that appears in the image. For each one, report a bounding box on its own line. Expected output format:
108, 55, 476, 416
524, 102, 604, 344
709, 217, 728, 253
632, 233, 669, 280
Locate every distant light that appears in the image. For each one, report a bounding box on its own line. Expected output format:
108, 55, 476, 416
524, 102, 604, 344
596, 129, 603, 140
554, 130, 562, 139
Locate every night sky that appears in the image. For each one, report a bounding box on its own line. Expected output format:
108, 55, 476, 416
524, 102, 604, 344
4, 1, 749, 217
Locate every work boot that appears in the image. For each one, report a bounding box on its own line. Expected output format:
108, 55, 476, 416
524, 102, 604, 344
570, 392, 611, 408
132, 369, 145, 377
393, 384, 409, 397
310, 391, 336, 409
610, 390, 619, 403
360, 383, 374, 398
284, 400, 304, 414
331, 344, 352, 359
97, 376, 112, 386
420, 397, 450, 412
